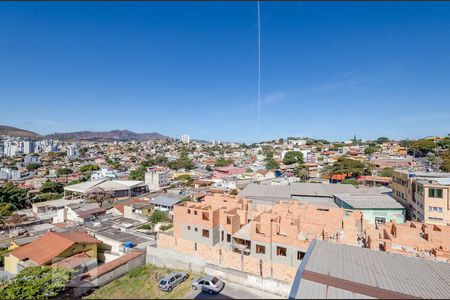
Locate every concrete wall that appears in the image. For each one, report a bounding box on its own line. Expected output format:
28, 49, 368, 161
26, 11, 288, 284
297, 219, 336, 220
156, 234, 297, 283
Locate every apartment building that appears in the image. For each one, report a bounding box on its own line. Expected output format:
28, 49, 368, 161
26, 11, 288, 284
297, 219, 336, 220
172, 195, 364, 268
392, 169, 450, 225
144, 166, 170, 191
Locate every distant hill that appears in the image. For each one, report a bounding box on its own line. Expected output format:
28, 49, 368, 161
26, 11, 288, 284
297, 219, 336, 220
46, 130, 169, 141
0, 125, 42, 139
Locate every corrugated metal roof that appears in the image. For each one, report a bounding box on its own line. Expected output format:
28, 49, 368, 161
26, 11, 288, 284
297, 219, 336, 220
334, 194, 404, 209
299, 240, 450, 299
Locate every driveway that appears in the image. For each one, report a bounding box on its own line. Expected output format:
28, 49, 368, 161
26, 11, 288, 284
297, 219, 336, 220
186, 280, 283, 299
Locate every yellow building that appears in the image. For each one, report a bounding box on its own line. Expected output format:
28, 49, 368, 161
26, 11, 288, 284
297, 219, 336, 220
392, 169, 450, 225
4, 231, 100, 275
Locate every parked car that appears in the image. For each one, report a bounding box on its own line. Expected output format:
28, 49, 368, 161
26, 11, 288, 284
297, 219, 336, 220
159, 272, 189, 292
191, 275, 225, 295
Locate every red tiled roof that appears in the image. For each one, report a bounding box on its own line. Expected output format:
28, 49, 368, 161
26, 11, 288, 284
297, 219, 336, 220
9, 231, 100, 265
51, 252, 93, 269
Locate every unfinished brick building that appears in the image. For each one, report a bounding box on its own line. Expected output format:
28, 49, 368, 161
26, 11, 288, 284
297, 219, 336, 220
170, 195, 365, 270
365, 220, 450, 262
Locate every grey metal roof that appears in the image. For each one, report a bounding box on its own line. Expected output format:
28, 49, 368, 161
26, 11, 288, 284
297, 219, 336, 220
151, 195, 182, 207
334, 194, 404, 209
292, 240, 450, 299
239, 183, 357, 199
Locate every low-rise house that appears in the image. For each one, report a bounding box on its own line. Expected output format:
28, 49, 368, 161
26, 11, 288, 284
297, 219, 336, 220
4, 231, 100, 275
151, 194, 183, 213
213, 167, 245, 179
53, 203, 106, 224
333, 193, 406, 225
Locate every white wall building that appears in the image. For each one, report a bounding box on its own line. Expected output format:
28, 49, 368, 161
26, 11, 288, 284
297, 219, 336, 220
144, 167, 170, 191
181, 134, 190, 144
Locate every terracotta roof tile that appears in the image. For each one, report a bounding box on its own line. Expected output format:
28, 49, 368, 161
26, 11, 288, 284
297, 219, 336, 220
9, 231, 99, 265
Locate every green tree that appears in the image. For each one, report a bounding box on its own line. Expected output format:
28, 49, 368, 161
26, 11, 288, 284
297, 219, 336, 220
437, 137, 450, 149
294, 164, 309, 180
410, 139, 437, 155
324, 157, 372, 178
282, 151, 304, 165
84, 187, 113, 208
364, 146, 379, 155
0, 266, 74, 299
26, 163, 41, 171
40, 180, 64, 194
56, 168, 73, 176
79, 164, 100, 172
205, 165, 213, 172
341, 179, 359, 186
264, 152, 279, 170
245, 167, 253, 173
151, 210, 167, 224
214, 157, 234, 167
230, 189, 238, 196
376, 137, 390, 144
380, 167, 394, 177
0, 183, 31, 209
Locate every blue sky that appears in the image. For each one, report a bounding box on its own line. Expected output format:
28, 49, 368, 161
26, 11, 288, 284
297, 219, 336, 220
1, 2, 450, 143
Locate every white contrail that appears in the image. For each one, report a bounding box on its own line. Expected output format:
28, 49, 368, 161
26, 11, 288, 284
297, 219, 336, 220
256, 1, 261, 136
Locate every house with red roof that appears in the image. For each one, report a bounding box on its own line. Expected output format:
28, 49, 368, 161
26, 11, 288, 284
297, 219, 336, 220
4, 231, 100, 275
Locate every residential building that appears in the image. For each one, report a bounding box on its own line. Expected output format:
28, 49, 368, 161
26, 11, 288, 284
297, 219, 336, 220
181, 134, 190, 144
213, 167, 246, 179
333, 193, 406, 224
4, 231, 100, 275
90, 166, 118, 180
144, 166, 170, 191
67, 143, 80, 159
23, 155, 40, 165
289, 239, 450, 299
151, 194, 183, 213
171, 195, 364, 269
391, 169, 450, 224
53, 203, 107, 224
23, 141, 35, 154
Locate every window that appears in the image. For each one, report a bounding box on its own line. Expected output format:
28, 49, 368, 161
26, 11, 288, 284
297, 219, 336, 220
226, 217, 232, 224
276, 246, 287, 257
317, 208, 329, 212
417, 185, 424, 195
227, 234, 231, 243
429, 188, 443, 198
428, 217, 443, 221
187, 226, 191, 230
194, 210, 198, 215
194, 227, 198, 232
428, 206, 443, 213
375, 217, 386, 224
297, 251, 306, 260
202, 229, 209, 238
256, 244, 265, 254
187, 209, 191, 214
202, 212, 209, 221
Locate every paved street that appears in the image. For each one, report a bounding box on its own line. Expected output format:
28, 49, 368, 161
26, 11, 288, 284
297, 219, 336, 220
186, 280, 283, 299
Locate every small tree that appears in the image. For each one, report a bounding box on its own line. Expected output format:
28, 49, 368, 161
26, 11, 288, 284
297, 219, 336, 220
84, 187, 113, 208
151, 210, 167, 224
230, 189, 238, 196
380, 167, 394, 177
0, 266, 74, 299
40, 180, 64, 194
282, 151, 304, 165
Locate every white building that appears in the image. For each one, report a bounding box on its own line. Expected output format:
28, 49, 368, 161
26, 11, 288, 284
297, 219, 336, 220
67, 143, 80, 158
181, 134, 190, 144
24, 155, 40, 165
144, 167, 170, 191
90, 166, 117, 180
23, 141, 35, 154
